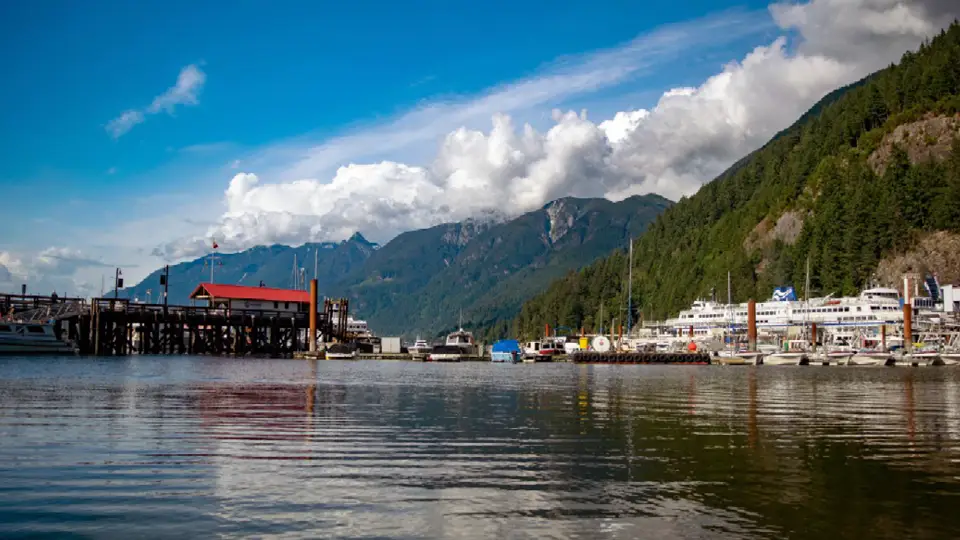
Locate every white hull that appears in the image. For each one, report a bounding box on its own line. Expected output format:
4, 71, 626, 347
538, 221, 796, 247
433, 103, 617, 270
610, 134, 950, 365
325, 352, 357, 360
825, 353, 854, 365
428, 353, 464, 362
764, 353, 808, 366
0, 323, 75, 355
939, 353, 960, 366
848, 353, 890, 366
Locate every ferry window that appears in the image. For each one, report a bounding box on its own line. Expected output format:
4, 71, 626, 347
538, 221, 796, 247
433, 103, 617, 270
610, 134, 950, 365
284, 302, 289, 309
0, 325, 10, 332
274, 302, 279, 309
845, 307, 850, 312
27, 326, 45, 333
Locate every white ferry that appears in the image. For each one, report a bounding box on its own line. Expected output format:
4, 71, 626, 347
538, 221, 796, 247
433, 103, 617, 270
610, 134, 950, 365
666, 286, 904, 331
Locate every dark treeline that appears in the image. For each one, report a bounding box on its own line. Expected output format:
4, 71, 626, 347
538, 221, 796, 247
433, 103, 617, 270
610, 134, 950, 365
512, 22, 960, 340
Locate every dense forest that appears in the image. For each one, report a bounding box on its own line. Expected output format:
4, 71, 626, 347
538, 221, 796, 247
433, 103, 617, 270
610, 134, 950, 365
513, 22, 960, 340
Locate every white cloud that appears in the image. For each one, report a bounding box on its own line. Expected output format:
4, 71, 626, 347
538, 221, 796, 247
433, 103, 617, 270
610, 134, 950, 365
0, 248, 114, 297
158, 0, 958, 260
105, 110, 145, 138
147, 64, 206, 114
105, 64, 206, 138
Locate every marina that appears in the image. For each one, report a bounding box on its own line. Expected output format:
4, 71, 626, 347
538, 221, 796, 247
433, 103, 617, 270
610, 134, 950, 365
4, 273, 960, 369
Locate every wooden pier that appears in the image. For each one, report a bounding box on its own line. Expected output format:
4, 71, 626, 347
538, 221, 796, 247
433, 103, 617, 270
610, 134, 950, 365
1, 292, 349, 357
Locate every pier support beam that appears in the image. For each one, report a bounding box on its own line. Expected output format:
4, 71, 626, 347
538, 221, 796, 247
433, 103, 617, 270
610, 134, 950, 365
811, 322, 818, 352
903, 275, 912, 353
903, 303, 912, 353
747, 299, 757, 351
309, 279, 318, 353
881, 324, 887, 351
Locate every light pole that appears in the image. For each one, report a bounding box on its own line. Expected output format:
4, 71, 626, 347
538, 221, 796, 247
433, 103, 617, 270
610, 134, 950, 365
114, 268, 123, 299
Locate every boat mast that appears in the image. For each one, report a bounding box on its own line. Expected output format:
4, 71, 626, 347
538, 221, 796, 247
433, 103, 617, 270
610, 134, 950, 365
626, 237, 633, 337
805, 256, 811, 343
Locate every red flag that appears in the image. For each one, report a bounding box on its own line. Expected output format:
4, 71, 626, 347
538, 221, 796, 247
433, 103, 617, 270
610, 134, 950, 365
212, 239, 219, 250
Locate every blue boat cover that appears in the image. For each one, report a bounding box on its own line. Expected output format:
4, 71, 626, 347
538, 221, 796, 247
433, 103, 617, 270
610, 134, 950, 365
492, 339, 521, 353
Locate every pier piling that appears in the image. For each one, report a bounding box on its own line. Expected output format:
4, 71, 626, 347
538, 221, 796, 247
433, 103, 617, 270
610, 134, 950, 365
309, 279, 318, 353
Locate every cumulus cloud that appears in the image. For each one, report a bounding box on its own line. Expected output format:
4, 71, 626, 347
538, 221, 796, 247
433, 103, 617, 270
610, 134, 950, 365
106, 64, 206, 138
0, 248, 112, 297
159, 0, 959, 260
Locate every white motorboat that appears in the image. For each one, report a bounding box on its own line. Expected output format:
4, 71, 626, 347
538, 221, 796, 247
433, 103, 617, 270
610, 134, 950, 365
764, 340, 812, 366
0, 322, 76, 355
825, 348, 855, 365
408, 337, 432, 360
848, 349, 892, 366
427, 345, 466, 362
445, 327, 478, 356
523, 338, 560, 362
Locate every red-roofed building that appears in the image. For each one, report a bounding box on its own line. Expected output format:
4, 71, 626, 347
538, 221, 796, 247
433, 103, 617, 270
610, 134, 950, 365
189, 283, 312, 314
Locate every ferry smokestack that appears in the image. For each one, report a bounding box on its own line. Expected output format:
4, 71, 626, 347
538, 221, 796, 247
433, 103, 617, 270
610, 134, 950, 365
309, 279, 318, 353
748, 299, 757, 351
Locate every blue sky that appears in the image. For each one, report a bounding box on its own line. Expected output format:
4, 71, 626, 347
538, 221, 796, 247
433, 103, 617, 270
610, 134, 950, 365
0, 0, 769, 224
0, 0, 951, 295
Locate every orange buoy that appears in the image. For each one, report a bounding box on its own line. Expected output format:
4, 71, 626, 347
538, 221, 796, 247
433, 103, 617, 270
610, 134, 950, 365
687, 341, 698, 352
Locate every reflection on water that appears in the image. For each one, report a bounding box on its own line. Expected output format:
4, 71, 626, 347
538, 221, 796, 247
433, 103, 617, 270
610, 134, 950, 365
2, 357, 960, 539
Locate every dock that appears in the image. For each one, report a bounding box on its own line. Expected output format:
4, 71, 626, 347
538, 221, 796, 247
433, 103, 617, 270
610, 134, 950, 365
572, 352, 711, 364
1, 292, 349, 357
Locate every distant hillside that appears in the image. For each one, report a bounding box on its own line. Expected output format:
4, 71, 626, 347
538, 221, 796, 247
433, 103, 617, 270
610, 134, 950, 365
120, 234, 378, 304
515, 23, 960, 339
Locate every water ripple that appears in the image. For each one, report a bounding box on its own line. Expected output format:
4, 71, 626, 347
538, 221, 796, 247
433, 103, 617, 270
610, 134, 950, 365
2, 357, 960, 538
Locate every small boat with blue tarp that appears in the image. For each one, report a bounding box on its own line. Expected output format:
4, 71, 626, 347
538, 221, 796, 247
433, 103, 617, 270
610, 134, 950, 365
491, 339, 522, 363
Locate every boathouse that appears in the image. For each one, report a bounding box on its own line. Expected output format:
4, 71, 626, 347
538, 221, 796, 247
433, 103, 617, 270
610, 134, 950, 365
188, 283, 311, 314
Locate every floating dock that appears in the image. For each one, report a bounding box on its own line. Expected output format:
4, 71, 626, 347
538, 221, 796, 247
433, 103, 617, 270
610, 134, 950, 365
572, 352, 711, 364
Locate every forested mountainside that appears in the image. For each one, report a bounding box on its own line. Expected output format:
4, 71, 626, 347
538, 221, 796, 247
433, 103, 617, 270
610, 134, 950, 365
340, 195, 671, 338
515, 22, 960, 339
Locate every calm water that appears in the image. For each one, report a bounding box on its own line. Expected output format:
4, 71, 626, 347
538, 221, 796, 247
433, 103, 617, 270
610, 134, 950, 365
2, 358, 960, 539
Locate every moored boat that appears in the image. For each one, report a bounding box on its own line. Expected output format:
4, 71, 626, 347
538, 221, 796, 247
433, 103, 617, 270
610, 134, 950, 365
325, 343, 358, 360
408, 337, 432, 360
0, 322, 76, 355
427, 345, 466, 362
764, 340, 812, 366
490, 339, 522, 363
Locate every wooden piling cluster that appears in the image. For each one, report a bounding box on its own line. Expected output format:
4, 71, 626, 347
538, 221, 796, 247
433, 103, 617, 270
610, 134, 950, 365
80, 298, 343, 356
0, 293, 350, 357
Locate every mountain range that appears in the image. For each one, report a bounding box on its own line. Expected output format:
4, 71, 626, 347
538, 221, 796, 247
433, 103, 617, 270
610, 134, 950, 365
515, 22, 960, 338
123, 194, 671, 338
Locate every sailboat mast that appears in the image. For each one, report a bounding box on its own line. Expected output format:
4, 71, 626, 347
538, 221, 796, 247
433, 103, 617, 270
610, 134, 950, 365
626, 237, 633, 336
